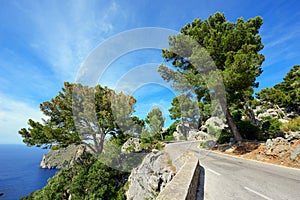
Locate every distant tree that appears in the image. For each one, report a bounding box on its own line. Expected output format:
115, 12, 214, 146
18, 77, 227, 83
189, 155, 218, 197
145, 108, 165, 140
19, 82, 136, 154
257, 65, 300, 112
159, 12, 265, 141
169, 94, 206, 129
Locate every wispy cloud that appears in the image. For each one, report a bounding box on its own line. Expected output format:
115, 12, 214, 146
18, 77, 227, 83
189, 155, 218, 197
0, 94, 44, 144
13, 0, 120, 80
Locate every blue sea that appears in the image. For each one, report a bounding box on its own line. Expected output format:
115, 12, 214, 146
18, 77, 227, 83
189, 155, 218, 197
0, 145, 58, 200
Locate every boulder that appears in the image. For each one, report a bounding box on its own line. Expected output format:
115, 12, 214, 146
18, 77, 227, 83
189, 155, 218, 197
187, 129, 199, 141
121, 137, 141, 153
291, 145, 300, 161
173, 131, 183, 141
176, 123, 190, 137
285, 131, 300, 141
126, 151, 175, 200
187, 130, 210, 141
203, 116, 227, 135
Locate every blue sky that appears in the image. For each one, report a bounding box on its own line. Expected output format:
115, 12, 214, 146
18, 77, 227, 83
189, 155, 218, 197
0, 0, 299, 144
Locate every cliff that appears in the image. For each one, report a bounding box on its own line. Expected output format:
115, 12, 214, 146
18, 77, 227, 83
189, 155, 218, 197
40, 144, 86, 169
126, 149, 175, 200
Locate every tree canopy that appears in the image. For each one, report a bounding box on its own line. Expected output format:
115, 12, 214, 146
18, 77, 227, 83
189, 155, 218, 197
159, 12, 265, 141
257, 65, 300, 112
145, 108, 165, 140
19, 82, 137, 154
21, 152, 127, 200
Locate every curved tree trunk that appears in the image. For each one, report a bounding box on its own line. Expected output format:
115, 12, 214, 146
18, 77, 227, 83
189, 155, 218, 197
225, 107, 243, 142
219, 98, 243, 142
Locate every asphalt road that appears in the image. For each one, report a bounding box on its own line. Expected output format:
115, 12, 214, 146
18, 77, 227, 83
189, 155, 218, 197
165, 141, 300, 200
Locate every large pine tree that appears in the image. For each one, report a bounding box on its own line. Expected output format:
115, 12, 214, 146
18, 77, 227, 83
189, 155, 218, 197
159, 12, 265, 141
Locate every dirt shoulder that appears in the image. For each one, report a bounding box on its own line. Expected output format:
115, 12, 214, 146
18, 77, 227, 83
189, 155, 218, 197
213, 139, 300, 169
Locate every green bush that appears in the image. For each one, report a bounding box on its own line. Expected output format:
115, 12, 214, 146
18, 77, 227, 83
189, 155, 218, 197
179, 136, 187, 140
261, 116, 282, 134
231, 110, 242, 122
21, 152, 128, 200
155, 143, 164, 151
236, 120, 261, 140
164, 135, 175, 141
162, 122, 177, 138
217, 129, 233, 144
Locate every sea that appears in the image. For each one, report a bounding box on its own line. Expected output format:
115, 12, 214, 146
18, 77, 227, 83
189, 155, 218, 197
0, 144, 58, 200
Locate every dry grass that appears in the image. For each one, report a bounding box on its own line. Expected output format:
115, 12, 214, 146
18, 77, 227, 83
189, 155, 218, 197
280, 116, 300, 132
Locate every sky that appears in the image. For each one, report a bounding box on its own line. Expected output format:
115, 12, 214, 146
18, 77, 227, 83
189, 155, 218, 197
0, 0, 299, 144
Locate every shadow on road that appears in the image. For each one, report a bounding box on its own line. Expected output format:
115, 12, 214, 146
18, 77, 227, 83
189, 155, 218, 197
196, 166, 205, 200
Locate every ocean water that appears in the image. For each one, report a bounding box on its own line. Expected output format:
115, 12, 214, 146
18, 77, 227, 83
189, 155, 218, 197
0, 145, 58, 200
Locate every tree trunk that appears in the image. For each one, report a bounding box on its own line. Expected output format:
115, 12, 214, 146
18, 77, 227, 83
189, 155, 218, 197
225, 107, 243, 141
244, 101, 258, 125
219, 98, 243, 142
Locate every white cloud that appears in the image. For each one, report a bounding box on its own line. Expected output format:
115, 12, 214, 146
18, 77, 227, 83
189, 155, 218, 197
0, 95, 44, 144
14, 0, 120, 81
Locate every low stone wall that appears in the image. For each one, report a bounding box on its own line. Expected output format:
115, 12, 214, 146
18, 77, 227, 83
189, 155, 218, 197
157, 156, 200, 200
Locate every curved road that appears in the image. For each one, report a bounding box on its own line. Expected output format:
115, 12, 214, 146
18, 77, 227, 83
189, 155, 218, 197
165, 141, 300, 200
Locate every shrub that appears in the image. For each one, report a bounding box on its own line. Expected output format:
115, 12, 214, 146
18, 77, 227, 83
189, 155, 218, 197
163, 122, 177, 138
261, 116, 282, 134
231, 110, 242, 122
179, 136, 187, 140
236, 120, 261, 140
281, 116, 300, 132
21, 152, 128, 200
164, 135, 175, 142
155, 143, 164, 151
217, 129, 233, 144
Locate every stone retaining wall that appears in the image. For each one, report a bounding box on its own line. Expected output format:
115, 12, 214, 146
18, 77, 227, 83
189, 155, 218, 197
157, 156, 200, 200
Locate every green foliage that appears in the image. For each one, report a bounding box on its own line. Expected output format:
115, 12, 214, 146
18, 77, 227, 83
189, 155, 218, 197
257, 65, 300, 111
281, 116, 300, 132
168, 95, 203, 128
217, 129, 233, 144
140, 135, 156, 150
179, 136, 187, 140
199, 141, 210, 148
21, 153, 128, 200
154, 142, 164, 151
19, 82, 136, 154
146, 108, 165, 140
164, 135, 175, 142
231, 109, 242, 122
236, 120, 261, 140
261, 117, 282, 134
159, 12, 265, 142
110, 134, 131, 147
162, 122, 177, 138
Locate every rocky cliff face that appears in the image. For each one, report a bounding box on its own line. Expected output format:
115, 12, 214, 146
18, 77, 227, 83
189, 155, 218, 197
126, 150, 175, 200
40, 144, 86, 169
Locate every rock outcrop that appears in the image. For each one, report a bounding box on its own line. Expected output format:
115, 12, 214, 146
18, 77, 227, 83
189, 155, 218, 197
40, 144, 86, 169
126, 150, 175, 200
203, 116, 227, 133
121, 137, 141, 153
173, 116, 226, 141
265, 131, 300, 164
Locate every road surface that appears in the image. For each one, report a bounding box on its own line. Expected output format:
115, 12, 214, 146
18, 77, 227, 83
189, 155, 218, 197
165, 141, 300, 200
